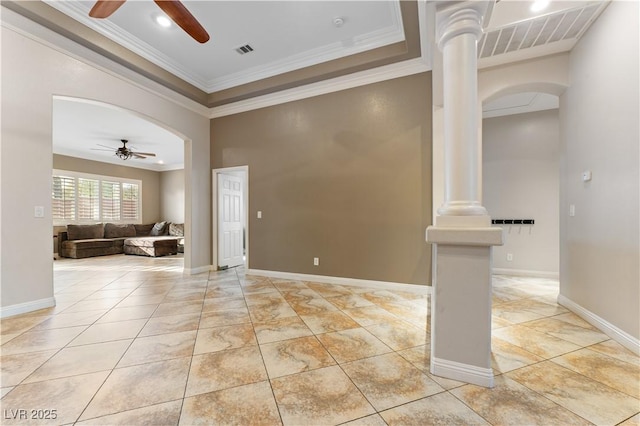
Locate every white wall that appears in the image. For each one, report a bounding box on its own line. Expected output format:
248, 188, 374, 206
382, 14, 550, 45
1, 16, 210, 314
559, 1, 639, 341
483, 109, 560, 276
161, 169, 185, 223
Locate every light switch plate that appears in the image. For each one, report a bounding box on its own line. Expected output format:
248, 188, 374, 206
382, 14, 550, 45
34, 206, 44, 218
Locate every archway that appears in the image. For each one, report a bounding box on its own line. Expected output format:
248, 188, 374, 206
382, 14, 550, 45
51, 96, 191, 272
482, 91, 561, 278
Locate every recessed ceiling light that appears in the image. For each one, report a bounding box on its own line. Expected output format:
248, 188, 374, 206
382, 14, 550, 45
157, 160, 164, 165
155, 15, 172, 28
530, 0, 550, 13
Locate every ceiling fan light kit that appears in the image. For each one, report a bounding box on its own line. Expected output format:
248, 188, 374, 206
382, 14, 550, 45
89, 0, 210, 44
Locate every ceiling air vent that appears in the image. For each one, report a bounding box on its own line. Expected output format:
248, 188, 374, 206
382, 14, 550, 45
479, 3, 605, 60
235, 44, 254, 55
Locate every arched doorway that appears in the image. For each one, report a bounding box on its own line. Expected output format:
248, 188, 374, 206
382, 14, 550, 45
51, 96, 190, 271
482, 91, 560, 278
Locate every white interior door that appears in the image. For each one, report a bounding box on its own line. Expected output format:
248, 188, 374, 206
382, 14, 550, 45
218, 173, 244, 269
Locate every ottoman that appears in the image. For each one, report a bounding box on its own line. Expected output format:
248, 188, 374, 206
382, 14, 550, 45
124, 237, 178, 257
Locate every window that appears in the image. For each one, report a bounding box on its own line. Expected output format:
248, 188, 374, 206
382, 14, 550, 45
78, 178, 99, 221
122, 183, 139, 221
52, 170, 142, 224
52, 175, 75, 221
101, 181, 121, 221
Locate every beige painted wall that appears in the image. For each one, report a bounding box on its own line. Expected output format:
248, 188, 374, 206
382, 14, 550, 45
53, 154, 162, 224
212, 73, 433, 285
161, 169, 185, 223
559, 1, 639, 339
483, 109, 560, 275
1, 20, 210, 312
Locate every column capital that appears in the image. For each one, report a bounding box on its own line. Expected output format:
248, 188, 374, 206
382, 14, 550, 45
436, 1, 493, 51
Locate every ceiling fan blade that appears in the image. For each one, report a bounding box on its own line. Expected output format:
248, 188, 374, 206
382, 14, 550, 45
131, 152, 156, 157
90, 148, 114, 152
153, 0, 210, 44
96, 143, 116, 149
89, 0, 126, 18
132, 154, 147, 159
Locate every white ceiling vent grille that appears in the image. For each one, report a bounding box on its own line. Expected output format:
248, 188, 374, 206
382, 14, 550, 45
235, 44, 254, 55
479, 3, 604, 60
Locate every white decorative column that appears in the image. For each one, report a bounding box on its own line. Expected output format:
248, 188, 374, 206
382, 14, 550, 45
426, 1, 503, 388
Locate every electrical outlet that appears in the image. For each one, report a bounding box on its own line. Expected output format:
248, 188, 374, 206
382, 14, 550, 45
506, 253, 513, 262
313, 257, 319, 266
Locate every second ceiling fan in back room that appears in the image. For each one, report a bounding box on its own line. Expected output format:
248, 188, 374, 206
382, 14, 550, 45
88, 0, 210, 43
92, 139, 157, 161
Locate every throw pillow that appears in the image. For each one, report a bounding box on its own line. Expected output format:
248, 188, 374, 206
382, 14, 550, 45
150, 221, 168, 236
134, 223, 154, 236
169, 223, 184, 237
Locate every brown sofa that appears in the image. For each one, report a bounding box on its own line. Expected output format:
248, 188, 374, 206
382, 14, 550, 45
58, 222, 184, 259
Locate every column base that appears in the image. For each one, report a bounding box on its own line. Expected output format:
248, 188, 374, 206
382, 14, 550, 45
427, 226, 503, 388
431, 357, 495, 388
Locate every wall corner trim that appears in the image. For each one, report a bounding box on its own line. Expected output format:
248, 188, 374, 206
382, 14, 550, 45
558, 294, 640, 355
0, 297, 56, 319
430, 357, 494, 388
246, 269, 431, 295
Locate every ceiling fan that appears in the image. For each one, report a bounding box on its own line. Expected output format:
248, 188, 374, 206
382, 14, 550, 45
88, 0, 210, 44
92, 139, 157, 160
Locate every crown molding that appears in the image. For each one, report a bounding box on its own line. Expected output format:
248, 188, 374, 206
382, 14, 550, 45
207, 23, 405, 92
211, 0, 433, 118
4, 0, 433, 119
210, 56, 431, 119
1, 4, 211, 117
44, 0, 211, 90
45, 0, 407, 94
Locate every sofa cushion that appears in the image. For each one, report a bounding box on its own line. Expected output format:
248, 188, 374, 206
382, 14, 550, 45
67, 223, 104, 240
134, 223, 154, 236
104, 223, 136, 239
62, 238, 114, 249
150, 221, 168, 236
169, 223, 184, 237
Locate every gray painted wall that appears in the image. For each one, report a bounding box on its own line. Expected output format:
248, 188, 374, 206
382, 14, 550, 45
211, 73, 433, 285
559, 0, 639, 339
160, 169, 185, 223
483, 109, 560, 275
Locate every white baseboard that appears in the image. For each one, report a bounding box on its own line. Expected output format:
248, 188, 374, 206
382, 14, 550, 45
558, 294, 640, 355
246, 269, 431, 295
430, 357, 494, 388
0, 297, 56, 319
493, 268, 559, 279
184, 265, 213, 275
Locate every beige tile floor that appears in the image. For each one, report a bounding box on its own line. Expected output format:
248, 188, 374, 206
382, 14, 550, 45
1, 255, 638, 425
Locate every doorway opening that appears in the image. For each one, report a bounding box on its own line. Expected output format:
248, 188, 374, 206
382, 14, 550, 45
51, 96, 189, 273
212, 166, 249, 270
482, 91, 560, 279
